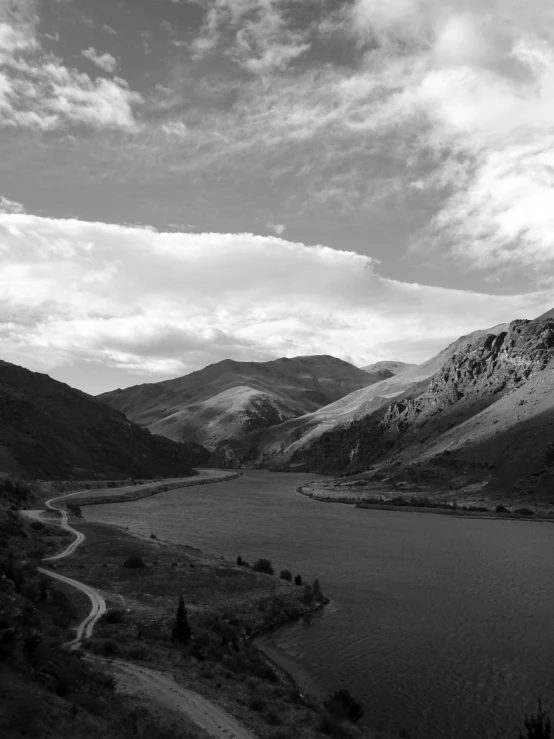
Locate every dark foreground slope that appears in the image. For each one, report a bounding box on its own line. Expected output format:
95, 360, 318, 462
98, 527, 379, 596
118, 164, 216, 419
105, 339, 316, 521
0, 360, 208, 480
294, 315, 554, 498
99, 355, 381, 450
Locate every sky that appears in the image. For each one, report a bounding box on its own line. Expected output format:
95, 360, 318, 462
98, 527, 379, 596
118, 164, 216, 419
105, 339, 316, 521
1, 0, 553, 394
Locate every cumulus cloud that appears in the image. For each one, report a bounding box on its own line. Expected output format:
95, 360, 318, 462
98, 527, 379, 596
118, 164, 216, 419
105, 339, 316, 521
0, 195, 25, 213
1, 214, 550, 385
0, 12, 140, 130
266, 222, 286, 235
82, 46, 118, 73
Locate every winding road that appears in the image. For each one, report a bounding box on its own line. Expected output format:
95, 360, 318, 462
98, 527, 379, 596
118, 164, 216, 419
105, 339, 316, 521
22, 474, 259, 739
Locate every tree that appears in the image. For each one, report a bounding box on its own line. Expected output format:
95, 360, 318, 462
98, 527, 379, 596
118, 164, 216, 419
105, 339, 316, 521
519, 700, 552, 738
279, 569, 292, 582
324, 689, 365, 723
253, 558, 274, 575
294, 573, 302, 586
172, 595, 191, 644
313, 578, 322, 600
237, 555, 242, 566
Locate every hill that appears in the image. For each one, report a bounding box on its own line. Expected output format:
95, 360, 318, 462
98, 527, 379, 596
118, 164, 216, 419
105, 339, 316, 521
98, 355, 381, 450
361, 360, 417, 379
0, 359, 209, 480
210, 325, 509, 469
225, 314, 554, 505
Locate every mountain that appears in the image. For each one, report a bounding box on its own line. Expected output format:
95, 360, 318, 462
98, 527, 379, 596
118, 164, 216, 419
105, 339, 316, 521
361, 360, 417, 379
0, 360, 209, 480
98, 355, 381, 450
210, 325, 509, 469
216, 314, 554, 503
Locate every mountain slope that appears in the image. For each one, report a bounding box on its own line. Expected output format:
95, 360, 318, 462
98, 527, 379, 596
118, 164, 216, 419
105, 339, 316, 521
361, 360, 417, 379
98, 355, 381, 449
210, 325, 509, 468
0, 360, 209, 480
282, 315, 554, 499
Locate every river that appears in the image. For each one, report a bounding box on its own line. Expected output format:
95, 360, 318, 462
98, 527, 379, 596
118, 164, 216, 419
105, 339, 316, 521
83, 470, 554, 739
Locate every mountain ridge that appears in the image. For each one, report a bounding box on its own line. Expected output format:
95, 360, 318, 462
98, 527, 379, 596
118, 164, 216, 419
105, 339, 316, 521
0, 359, 208, 480
98, 354, 382, 450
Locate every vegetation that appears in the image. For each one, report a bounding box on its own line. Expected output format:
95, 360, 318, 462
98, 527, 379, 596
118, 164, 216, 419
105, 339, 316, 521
295, 574, 302, 586
279, 569, 292, 582
323, 689, 365, 723
253, 558, 275, 575
172, 594, 192, 644
519, 700, 552, 738
123, 552, 146, 568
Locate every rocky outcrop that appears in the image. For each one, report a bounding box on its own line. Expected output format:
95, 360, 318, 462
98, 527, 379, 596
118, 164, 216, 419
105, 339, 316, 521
286, 316, 554, 484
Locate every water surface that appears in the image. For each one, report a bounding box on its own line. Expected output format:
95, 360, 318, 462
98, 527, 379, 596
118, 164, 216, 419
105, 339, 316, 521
84, 470, 554, 739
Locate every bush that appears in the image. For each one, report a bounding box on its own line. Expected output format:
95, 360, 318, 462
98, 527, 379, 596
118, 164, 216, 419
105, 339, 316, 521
496, 505, 509, 513
253, 558, 274, 575
250, 698, 267, 712
319, 713, 357, 738
519, 699, 552, 738
123, 553, 146, 568
515, 508, 535, 516
269, 729, 296, 739
324, 689, 365, 723
294, 574, 302, 586
30, 521, 45, 531
265, 708, 283, 726
101, 608, 125, 625
279, 569, 292, 582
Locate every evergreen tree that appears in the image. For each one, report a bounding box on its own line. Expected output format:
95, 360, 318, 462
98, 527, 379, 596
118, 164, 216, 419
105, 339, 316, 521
294, 573, 302, 586
172, 594, 191, 644
313, 578, 322, 599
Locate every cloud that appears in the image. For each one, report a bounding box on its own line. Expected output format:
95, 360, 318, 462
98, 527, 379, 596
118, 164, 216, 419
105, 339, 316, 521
190, 0, 311, 72
0, 195, 25, 213
266, 222, 286, 235
1, 213, 551, 384
82, 46, 118, 74
0, 13, 141, 130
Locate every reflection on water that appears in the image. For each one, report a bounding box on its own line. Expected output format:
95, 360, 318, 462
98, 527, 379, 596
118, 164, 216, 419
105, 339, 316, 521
85, 470, 554, 739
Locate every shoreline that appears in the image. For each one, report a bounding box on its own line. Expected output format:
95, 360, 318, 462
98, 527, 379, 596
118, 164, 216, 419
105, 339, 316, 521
297, 486, 554, 524
67, 471, 243, 510
72, 473, 332, 712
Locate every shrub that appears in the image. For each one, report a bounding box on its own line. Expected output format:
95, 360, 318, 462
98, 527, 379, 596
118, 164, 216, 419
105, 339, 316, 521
515, 508, 535, 516
265, 708, 283, 726
519, 699, 552, 738
324, 689, 365, 723
250, 698, 267, 712
279, 569, 292, 582
319, 713, 357, 738
101, 608, 125, 625
237, 555, 242, 565
269, 729, 296, 739
150, 533, 157, 539
123, 553, 146, 568
30, 521, 45, 530
496, 505, 509, 513
294, 574, 302, 586
253, 558, 274, 575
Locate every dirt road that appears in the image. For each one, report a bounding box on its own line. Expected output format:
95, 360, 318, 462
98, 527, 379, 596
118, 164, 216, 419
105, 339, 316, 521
22, 473, 259, 739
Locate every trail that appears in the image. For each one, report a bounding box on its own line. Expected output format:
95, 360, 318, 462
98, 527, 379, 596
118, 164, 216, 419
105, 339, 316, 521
22, 472, 259, 739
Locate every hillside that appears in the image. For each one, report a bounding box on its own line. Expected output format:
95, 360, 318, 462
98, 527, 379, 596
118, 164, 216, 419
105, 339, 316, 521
210, 325, 508, 469
98, 355, 381, 450
278, 315, 554, 503
0, 360, 209, 480
361, 360, 417, 379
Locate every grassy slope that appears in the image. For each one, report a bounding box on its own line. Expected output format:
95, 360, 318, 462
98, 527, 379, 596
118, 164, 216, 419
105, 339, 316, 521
98, 356, 382, 449
0, 359, 209, 480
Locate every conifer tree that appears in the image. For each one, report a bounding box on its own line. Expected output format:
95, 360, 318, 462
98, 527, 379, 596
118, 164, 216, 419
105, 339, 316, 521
172, 594, 191, 644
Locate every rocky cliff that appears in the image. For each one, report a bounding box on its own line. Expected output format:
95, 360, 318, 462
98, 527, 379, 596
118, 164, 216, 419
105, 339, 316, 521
289, 316, 554, 500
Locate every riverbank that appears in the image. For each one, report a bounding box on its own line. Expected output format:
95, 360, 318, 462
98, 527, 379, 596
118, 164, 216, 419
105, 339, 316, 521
297, 483, 554, 523
32, 475, 381, 739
